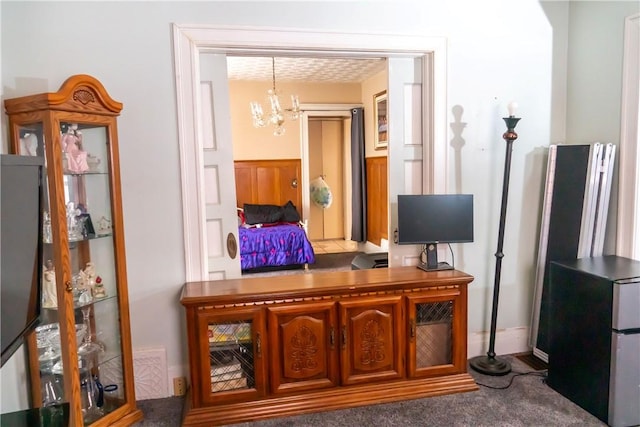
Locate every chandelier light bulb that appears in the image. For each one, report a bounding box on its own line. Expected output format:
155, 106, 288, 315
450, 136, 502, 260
507, 101, 518, 117
248, 57, 300, 135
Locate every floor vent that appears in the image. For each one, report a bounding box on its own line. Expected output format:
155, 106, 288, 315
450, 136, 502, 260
514, 352, 549, 371
133, 348, 168, 400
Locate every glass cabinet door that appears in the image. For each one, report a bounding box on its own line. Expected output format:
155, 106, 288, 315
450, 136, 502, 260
15, 121, 71, 413
18, 120, 126, 424
196, 306, 268, 406
406, 291, 466, 378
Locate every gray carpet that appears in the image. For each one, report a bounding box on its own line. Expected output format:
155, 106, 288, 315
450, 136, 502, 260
133, 355, 605, 426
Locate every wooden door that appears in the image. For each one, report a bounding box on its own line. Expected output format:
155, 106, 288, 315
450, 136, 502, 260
194, 306, 268, 406
366, 156, 388, 246
406, 289, 467, 378
267, 301, 339, 394
199, 53, 242, 280
338, 295, 404, 385
387, 57, 430, 267
234, 159, 302, 216
308, 119, 346, 240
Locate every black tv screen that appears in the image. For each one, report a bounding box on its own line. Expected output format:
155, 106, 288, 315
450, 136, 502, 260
397, 194, 474, 245
1, 154, 44, 367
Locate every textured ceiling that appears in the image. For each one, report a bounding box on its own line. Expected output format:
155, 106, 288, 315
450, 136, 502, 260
227, 56, 387, 84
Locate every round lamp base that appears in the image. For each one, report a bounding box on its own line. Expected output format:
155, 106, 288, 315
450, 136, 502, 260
469, 355, 512, 376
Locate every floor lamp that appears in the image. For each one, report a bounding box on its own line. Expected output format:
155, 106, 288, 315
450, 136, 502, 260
469, 102, 520, 376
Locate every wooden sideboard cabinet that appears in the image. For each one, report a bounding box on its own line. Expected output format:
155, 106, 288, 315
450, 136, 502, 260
180, 267, 477, 426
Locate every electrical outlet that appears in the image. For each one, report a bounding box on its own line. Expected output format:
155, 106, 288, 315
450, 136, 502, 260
173, 377, 187, 396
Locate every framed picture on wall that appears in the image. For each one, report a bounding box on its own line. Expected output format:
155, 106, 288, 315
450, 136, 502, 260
374, 91, 388, 150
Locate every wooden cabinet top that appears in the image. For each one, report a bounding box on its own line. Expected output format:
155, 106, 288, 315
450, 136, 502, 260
181, 267, 473, 306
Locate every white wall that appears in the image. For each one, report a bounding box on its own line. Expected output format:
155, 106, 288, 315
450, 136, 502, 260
1, 0, 556, 403
564, 1, 639, 255
540, 1, 570, 145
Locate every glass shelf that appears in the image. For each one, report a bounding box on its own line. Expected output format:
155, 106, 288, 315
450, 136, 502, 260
63, 171, 108, 177
68, 233, 113, 244
44, 233, 114, 245
41, 295, 117, 312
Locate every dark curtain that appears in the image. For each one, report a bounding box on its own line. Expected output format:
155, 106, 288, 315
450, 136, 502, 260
350, 107, 367, 242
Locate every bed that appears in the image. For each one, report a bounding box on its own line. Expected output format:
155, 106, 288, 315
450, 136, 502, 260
238, 202, 315, 272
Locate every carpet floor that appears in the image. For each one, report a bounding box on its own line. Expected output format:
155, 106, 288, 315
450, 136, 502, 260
134, 355, 605, 426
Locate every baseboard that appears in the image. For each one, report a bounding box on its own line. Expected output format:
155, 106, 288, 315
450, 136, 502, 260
467, 326, 531, 358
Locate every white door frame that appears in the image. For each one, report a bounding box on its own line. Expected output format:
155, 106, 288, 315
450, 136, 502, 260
172, 24, 448, 280
617, 13, 640, 260
300, 104, 360, 232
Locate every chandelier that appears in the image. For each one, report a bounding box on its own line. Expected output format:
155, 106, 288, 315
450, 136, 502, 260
249, 57, 300, 136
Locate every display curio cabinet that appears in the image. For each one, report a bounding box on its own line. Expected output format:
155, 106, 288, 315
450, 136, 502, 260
4, 75, 143, 425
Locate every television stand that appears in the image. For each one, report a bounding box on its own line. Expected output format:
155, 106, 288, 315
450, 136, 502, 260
418, 262, 454, 272
180, 267, 477, 426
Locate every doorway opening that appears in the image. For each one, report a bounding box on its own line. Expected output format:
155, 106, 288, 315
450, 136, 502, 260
173, 24, 447, 280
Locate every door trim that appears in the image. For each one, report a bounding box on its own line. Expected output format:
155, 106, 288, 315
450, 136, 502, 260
617, 13, 640, 260
300, 105, 359, 232
172, 24, 448, 280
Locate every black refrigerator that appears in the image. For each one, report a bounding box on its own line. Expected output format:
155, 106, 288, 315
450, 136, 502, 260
548, 256, 640, 427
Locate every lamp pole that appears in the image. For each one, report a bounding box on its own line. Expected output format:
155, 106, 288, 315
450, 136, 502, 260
469, 102, 520, 376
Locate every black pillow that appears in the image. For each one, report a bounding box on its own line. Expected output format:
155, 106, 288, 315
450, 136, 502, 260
282, 200, 300, 222
243, 203, 283, 225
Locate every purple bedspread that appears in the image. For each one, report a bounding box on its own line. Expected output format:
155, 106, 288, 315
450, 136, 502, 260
239, 224, 315, 270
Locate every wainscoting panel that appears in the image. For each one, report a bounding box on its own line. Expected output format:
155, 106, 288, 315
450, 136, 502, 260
366, 156, 388, 246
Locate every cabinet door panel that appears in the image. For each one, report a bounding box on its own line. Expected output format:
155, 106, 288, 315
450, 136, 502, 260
268, 301, 338, 394
407, 288, 466, 377
339, 296, 403, 385
195, 306, 267, 406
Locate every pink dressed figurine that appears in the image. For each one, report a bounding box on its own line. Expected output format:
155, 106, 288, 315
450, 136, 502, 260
62, 124, 89, 173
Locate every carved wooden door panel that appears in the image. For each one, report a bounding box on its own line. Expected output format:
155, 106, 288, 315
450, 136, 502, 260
338, 295, 404, 385
267, 301, 339, 394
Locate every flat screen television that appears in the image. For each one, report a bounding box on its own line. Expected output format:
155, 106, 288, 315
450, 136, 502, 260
397, 194, 474, 271
1, 154, 44, 367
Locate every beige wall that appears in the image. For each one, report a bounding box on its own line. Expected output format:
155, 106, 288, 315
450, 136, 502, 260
230, 80, 362, 160
360, 69, 388, 158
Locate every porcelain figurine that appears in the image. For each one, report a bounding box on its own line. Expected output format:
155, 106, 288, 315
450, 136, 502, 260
42, 260, 57, 308
96, 216, 112, 235
61, 124, 89, 173
93, 276, 106, 299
